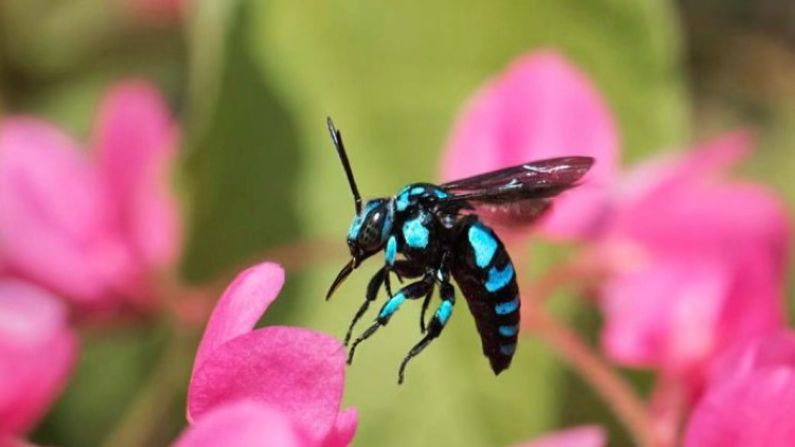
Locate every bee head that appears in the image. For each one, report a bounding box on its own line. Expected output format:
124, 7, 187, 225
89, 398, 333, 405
347, 198, 392, 263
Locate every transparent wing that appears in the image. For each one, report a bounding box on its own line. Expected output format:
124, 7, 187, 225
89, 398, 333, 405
437, 156, 593, 225
441, 156, 594, 201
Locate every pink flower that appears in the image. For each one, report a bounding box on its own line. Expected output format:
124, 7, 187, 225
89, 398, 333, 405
0, 80, 181, 310
597, 132, 790, 393
440, 50, 619, 239
179, 262, 356, 447
0, 279, 78, 436
683, 330, 795, 447
514, 425, 606, 447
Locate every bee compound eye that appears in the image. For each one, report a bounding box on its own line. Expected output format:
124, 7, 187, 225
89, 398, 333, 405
359, 219, 382, 249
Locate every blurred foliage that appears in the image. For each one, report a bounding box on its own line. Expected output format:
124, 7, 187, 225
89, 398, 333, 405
181, 0, 303, 281
36, 323, 169, 446
1, 0, 793, 446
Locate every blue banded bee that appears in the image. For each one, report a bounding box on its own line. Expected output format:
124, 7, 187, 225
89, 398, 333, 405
324, 117, 593, 383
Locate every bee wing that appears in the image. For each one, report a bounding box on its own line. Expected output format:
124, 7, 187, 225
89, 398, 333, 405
437, 156, 593, 226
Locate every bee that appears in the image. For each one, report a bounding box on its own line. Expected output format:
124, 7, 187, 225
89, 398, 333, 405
325, 117, 593, 383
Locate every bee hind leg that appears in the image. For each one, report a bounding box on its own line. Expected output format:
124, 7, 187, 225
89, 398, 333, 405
398, 281, 455, 384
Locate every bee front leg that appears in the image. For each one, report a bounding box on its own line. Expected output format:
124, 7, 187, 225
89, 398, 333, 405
343, 266, 387, 346
420, 253, 451, 333
347, 273, 434, 365
344, 261, 424, 346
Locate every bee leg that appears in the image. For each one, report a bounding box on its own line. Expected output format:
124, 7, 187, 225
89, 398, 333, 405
383, 269, 395, 298
419, 290, 433, 333
344, 261, 424, 346
343, 266, 386, 346
421, 254, 451, 333
398, 281, 455, 384
347, 274, 434, 365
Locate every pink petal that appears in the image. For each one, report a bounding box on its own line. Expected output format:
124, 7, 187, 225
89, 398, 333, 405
93, 80, 181, 270
0, 280, 78, 434
684, 332, 795, 447
441, 50, 618, 239
174, 399, 305, 447
515, 425, 606, 447
598, 141, 790, 390
600, 259, 729, 376
0, 437, 38, 447
0, 118, 136, 303
322, 408, 358, 447
191, 262, 285, 379
617, 131, 753, 205
610, 180, 789, 277
188, 327, 346, 444
707, 331, 795, 389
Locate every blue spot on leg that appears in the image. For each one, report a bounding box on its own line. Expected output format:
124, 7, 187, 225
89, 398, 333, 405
379, 292, 406, 319
485, 264, 514, 292
435, 301, 453, 325
403, 218, 429, 249
468, 224, 497, 268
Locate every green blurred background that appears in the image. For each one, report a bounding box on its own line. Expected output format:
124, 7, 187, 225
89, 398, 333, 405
1, 1, 793, 445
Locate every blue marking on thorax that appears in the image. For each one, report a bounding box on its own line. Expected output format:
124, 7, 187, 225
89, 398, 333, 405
410, 186, 425, 195
495, 296, 519, 315
485, 264, 514, 292
403, 217, 429, 249
498, 324, 518, 337
433, 189, 449, 199
395, 192, 410, 211
385, 235, 397, 266
435, 301, 453, 325
499, 343, 516, 356
380, 292, 406, 319
468, 224, 498, 268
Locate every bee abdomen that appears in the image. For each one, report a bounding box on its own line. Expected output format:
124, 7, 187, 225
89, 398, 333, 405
451, 216, 520, 374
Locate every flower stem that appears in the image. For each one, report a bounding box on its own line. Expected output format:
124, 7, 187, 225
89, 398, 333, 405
100, 325, 197, 447
525, 306, 659, 447
514, 249, 658, 447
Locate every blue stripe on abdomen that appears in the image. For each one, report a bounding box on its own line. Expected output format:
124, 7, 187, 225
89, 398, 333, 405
498, 324, 518, 337
499, 343, 516, 356
468, 224, 497, 268
485, 264, 514, 292
495, 296, 519, 315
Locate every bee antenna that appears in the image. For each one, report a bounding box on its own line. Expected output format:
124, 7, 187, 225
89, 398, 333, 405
327, 116, 362, 214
